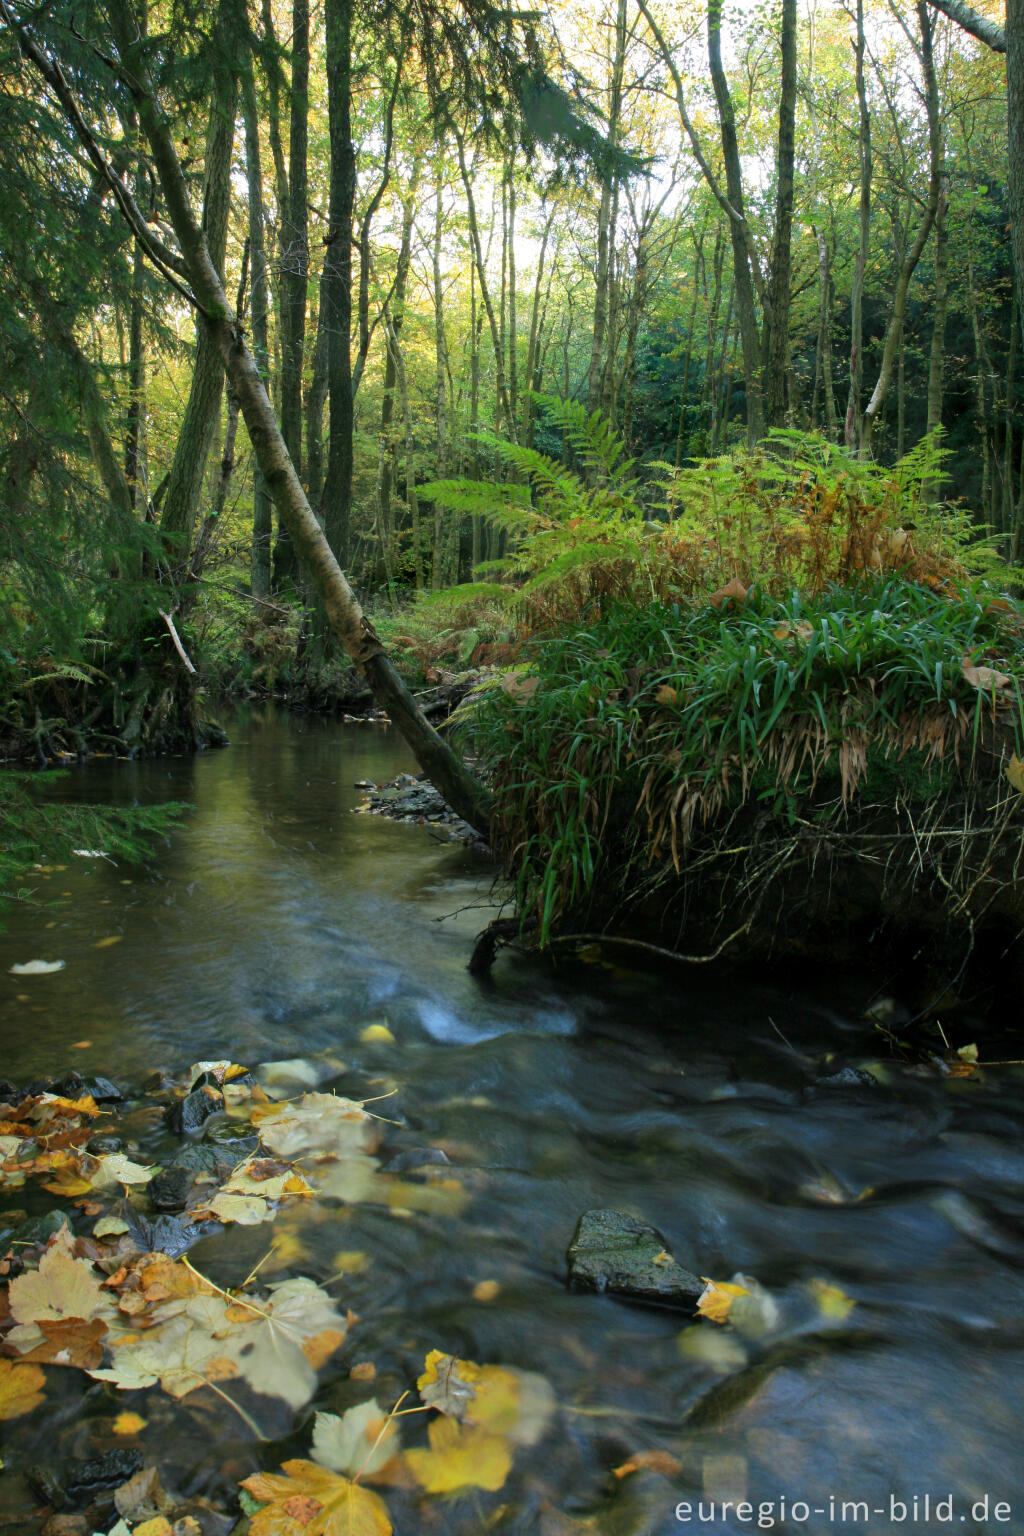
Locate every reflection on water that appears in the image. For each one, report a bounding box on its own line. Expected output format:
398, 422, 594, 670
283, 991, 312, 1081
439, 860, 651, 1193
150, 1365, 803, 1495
2, 707, 1023, 1534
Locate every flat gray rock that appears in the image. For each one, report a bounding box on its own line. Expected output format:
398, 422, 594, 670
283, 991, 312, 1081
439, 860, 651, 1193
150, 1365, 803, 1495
567, 1208, 703, 1308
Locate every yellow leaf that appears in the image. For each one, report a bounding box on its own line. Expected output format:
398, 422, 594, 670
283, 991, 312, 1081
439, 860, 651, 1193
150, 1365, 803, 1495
241, 1459, 391, 1536
696, 1278, 750, 1325
957, 1043, 979, 1064
0, 1358, 46, 1420
113, 1411, 148, 1436
94, 935, 123, 948
808, 1278, 856, 1322
1006, 754, 1024, 794
333, 1251, 369, 1277
359, 1024, 395, 1044
473, 1280, 500, 1302
405, 1416, 512, 1494
134, 1521, 173, 1536
71, 1040, 93, 1050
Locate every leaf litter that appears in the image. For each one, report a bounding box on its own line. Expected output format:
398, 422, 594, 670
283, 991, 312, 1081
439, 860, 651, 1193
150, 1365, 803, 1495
0, 1058, 565, 1536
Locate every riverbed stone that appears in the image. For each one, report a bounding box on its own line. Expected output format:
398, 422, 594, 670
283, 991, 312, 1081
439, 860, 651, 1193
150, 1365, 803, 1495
566, 1209, 704, 1307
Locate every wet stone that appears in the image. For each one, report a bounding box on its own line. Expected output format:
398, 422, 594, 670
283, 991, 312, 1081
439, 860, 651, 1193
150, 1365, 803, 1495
566, 1209, 704, 1308
80, 1075, 125, 1103
383, 1147, 452, 1173
170, 1142, 223, 1174
86, 1134, 125, 1156
25, 1466, 65, 1509
64, 1450, 143, 1503
148, 1165, 193, 1212
202, 1120, 259, 1154
165, 1087, 222, 1135
814, 1067, 878, 1090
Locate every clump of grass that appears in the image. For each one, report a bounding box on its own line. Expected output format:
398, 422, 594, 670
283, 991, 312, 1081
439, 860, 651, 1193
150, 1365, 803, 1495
461, 579, 1024, 944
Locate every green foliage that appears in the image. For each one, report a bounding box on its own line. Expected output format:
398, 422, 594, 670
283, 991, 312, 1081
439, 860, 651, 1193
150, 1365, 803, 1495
0, 770, 186, 925
463, 580, 1024, 942
425, 409, 1015, 647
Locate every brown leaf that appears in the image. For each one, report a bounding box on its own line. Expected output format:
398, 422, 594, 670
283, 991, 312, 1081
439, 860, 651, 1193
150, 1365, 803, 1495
709, 578, 750, 610
16, 1316, 108, 1369
960, 655, 1011, 691
613, 1450, 683, 1480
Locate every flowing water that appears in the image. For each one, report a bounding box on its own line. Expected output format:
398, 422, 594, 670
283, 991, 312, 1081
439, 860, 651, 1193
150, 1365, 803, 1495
2, 708, 1023, 1535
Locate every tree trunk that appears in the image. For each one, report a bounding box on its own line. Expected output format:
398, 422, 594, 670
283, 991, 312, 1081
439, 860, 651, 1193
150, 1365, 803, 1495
305, 298, 330, 514
456, 131, 516, 440
763, 0, 797, 430
859, 2, 941, 456
321, 0, 356, 568
845, 0, 871, 451
375, 184, 415, 584
272, 0, 309, 589
158, 24, 235, 557
241, 57, 273, 603
431, 169, 450, 590
707, 0, 763, 443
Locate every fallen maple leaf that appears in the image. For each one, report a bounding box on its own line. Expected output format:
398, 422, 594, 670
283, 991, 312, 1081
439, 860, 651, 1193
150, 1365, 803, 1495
241, 1459, 392, 1536
405, 1416, 512, 1495
0, 1357, 46, 1419
252, 1093, 374, 1159
15, 1316, 108, 1368
311, 1401, 400, 1477
9, 1240, 113, 1328
696, 1278, 751, 1325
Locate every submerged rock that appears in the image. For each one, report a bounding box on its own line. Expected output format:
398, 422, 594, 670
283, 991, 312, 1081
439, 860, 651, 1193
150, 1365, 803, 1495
566, 1209, 703, 1308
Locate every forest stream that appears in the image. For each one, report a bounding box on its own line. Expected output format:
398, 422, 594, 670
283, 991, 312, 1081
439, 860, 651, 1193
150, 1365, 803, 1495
2, 709, 1023, 1536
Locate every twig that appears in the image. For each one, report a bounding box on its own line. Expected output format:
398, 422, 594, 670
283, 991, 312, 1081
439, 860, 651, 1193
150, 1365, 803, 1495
158, 609, 197, 674
547, 922, 751, 966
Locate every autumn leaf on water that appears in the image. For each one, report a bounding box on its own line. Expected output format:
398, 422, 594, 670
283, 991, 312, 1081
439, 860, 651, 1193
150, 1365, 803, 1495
0, 1358, 46, 1420
418, 1350, 554, 1447
15, 1316, 108, 1369
405, 1416, 512, 1495
8, 1236, 113, 1330
807, 1278, 856, 1322
241, 1459, 391, 1536
113, 1411, 148, 1436
311, 1401, 401, 1478
252, 1093, 374, 1159
696, 1278, 751, 1325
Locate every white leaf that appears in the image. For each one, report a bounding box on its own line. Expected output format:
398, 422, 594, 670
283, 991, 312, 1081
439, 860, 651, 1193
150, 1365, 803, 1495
312, 1401, 400, 1476
9, 960, 65, 975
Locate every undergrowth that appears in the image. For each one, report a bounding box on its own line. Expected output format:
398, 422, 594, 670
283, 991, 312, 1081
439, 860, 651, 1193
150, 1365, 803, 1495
461, 580, 1024, 944
418, 406, 1015, 654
